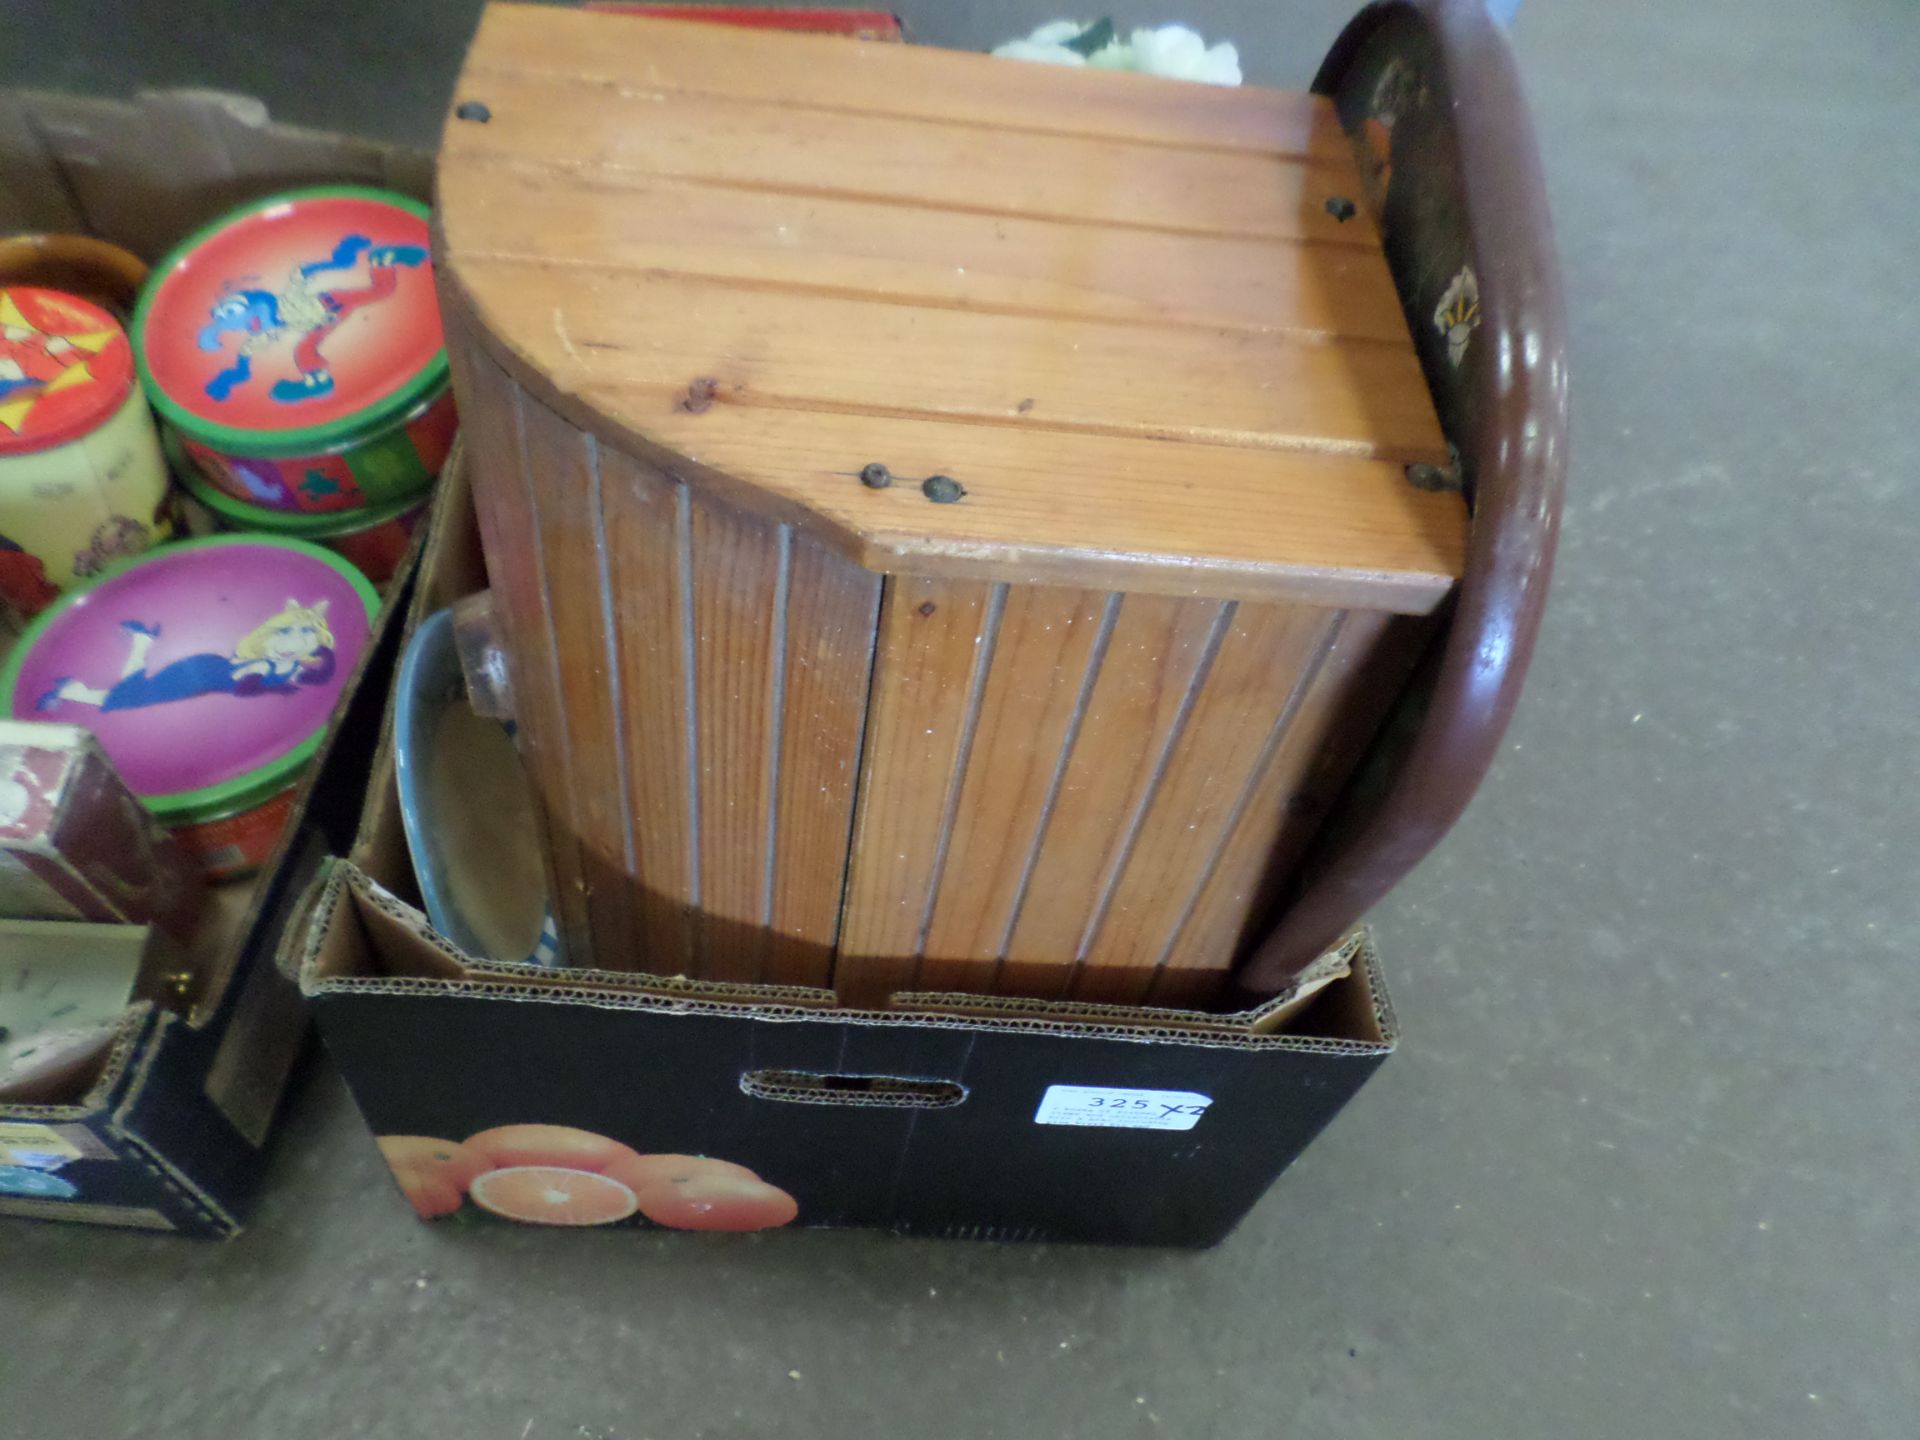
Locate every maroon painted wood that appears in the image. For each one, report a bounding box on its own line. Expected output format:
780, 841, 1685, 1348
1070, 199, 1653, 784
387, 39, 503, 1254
1237, 0, 1569, 994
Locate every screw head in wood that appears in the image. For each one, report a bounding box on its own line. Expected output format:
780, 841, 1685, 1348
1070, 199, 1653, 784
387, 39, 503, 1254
922, 474, 965, 504
455, 100, 492, 123
1404, 462, 1462, 493
859, 463, 893, 488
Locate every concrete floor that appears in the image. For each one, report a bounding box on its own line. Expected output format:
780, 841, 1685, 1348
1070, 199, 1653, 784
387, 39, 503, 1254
4, 1, 1917, 1436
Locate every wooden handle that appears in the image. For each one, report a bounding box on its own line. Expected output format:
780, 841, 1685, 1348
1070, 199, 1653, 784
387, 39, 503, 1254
1237, 0, 1569, 994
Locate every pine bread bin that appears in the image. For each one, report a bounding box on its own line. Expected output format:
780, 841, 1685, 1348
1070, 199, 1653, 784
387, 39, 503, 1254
436, 0, 1566, 1009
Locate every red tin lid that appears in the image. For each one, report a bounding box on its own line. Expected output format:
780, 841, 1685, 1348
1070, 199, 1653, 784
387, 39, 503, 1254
0, 286, 136, 456
134, 187, 446, 458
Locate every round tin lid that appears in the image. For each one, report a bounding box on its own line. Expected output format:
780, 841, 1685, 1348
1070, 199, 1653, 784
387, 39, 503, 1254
134, 187, 445, 458
0, 286, 136, 457
0, 535, 380, 822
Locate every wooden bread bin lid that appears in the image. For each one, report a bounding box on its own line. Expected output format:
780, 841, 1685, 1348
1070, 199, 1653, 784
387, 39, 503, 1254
438, 4, 1465, 616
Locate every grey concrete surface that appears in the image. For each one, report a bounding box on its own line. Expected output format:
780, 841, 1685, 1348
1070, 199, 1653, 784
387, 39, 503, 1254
3, 2, 1917, 1436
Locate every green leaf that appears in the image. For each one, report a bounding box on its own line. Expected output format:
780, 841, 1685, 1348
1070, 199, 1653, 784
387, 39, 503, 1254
1063, 17, 1116, 56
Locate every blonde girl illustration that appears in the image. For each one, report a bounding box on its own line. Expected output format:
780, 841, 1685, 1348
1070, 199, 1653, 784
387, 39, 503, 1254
36, 599, 336, 713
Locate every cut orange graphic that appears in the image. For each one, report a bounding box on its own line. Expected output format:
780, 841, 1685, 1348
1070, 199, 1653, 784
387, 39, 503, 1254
463, 1124, 643, 1173
393, 1168, 465, 1219
469, 1165, 640, 1227
633, 1172, 799, 1232
603, 1152, 760, 1196
378, 1135, 487, 1188
377, 1135, 487, 1219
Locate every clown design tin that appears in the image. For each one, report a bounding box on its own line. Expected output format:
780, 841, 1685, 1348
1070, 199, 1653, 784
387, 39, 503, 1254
134, 187, 454, 518
172, 439, 427, 585
0, 536, 379, 879
0, 287, 172, 615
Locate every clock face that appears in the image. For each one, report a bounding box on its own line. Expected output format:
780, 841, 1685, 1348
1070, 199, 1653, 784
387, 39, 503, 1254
0, 929, 146, 1096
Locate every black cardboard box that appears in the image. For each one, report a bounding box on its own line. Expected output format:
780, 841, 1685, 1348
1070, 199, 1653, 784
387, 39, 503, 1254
0, 582, 409, 1236
298, 466, 1401, 1247
0, 87, 428, 1236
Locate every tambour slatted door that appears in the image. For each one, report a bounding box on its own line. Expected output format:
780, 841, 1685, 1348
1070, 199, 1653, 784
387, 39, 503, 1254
436, 4, 1467, 1006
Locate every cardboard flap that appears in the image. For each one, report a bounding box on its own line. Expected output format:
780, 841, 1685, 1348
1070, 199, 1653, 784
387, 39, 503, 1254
303, 860, 1394, 1052
0, 88, 429, 259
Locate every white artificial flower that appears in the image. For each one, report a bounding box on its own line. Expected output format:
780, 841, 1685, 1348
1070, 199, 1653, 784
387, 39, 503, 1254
991, 38, 1088, 65
1193, 42, 1242, 85
1028, 19, 1092, 44
994, 18, 1095, 63
1129, 24, 1242, 84
993, 19, 1242, 86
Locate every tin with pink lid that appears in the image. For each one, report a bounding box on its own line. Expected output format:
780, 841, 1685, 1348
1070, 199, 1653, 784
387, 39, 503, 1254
0, 534, 379, 877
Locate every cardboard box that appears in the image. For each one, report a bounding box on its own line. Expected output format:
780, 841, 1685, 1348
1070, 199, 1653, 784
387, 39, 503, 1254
299, 466, 1400, 1247
0, 87, 428, 1236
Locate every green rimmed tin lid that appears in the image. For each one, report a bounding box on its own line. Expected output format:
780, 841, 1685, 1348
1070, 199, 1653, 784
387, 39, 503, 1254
134, 186, 446, 460
0, 535, 380, 825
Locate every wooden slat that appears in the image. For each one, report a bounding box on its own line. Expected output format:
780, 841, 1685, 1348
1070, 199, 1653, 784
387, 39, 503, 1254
1068, 602, 1336, 1005
835, 577, 998, 1005
445, 73, 1373, 248
997, 594, 1229, 998
445, 329, 596, 967
516, 396, 640, 969
916, 586, 1112, 993
1216, 609, 1434, 981
1146, 608, 1427, 1008
683, 495, 782, 981
763, 534, 882, 985
464, 4, 1351, 160
457, 261, 1449, 463
442, 164, 1414, 342
597, 444, 699, 972
613, 401, 1465, 615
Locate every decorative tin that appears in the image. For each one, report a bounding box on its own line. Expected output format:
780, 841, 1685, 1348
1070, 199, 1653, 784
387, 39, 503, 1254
0, 286, 173, 614
0, 536, 379, 879
173, 442, 427, 585
134, 187, 453, 517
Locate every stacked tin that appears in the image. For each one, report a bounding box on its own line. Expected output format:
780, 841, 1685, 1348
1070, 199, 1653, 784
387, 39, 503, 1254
134, 187, 453, 583
1, 535, 381, 877
0, 285, 172, 615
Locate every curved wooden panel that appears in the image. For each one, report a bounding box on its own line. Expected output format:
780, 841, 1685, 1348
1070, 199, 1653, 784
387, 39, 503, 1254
449, 323, 880, 981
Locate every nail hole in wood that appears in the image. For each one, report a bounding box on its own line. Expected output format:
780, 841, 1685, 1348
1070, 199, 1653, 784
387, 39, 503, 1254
679, 377, 718, 413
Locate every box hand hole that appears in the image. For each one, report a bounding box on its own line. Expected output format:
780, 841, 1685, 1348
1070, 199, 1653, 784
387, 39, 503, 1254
740, 1069, 968, 1109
